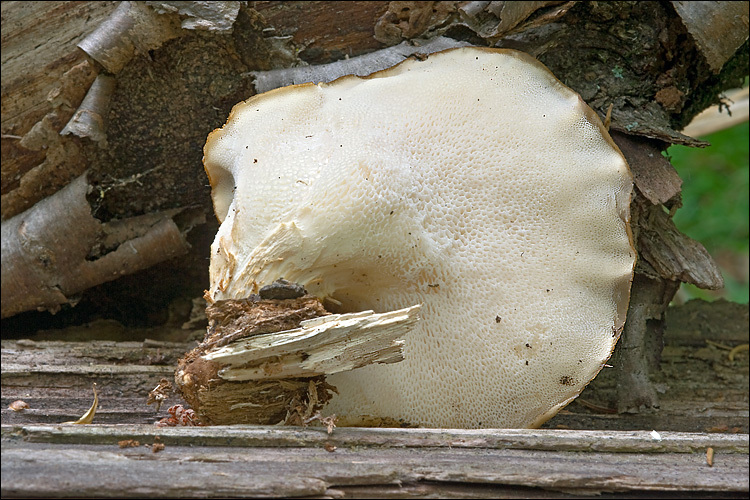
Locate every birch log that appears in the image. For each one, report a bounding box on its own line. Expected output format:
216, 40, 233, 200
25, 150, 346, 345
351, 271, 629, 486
0, 174, 197, 319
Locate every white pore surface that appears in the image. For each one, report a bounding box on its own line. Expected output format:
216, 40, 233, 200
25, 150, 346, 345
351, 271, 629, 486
203, 47, 635, 429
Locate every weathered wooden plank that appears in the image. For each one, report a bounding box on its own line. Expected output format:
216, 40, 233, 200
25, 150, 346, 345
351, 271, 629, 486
1, 363, 173, 400
1, 338, 191, 365
1, 399, 171, 426
2, 439, 746, 498
3, 424, 747, 454
325, 483, 748, 499
1, 338, 188, 425
1, 339, 185, 400
2, 364, 172, 377
550, 401, 749, 434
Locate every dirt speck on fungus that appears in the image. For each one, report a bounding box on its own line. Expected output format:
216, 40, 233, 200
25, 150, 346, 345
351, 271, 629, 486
560, 375, 576, 386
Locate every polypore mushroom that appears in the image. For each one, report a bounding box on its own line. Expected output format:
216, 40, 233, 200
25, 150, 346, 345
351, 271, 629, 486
203, 47, 635, 429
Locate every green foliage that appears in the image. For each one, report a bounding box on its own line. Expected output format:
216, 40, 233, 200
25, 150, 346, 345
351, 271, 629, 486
669, 123, 749, 252
667, 122, 749, 303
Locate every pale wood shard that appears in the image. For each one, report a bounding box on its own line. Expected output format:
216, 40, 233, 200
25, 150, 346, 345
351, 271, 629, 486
206, 305, 420, 380
682, 86, 750, 138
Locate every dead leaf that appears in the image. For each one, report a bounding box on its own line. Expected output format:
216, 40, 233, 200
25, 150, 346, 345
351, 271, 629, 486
303, 412, 337, 434
9, 400, 30, 411
118, 439, 140, 448
155, 404, 200, 427
152, 435, 165, 453
63, 383, 98, 424
146, 378, 173, 412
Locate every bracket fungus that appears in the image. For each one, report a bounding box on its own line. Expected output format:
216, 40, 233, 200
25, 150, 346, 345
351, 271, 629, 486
202, 47, 636, 429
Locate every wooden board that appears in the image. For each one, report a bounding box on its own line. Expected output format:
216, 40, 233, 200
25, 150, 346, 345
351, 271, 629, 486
2, 426, 748, 498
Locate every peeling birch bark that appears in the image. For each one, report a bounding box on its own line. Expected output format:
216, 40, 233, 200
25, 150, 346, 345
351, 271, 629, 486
0, 175, 194, 318
1, 2, 112, 220
251, 36, 469, 93
60, 74, 116, 145
77, 1, 182, 74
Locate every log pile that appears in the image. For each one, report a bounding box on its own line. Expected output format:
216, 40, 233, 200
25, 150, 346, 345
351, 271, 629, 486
1, 1, 747, 420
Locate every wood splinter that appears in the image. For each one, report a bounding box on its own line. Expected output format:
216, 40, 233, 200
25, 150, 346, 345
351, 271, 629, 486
174, 280, 420, 426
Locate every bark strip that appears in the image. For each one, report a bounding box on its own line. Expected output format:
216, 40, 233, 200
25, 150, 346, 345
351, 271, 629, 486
251, 36, 469, 93
76, 1, 181, 74
60, 74, 116, 144
1, 174, 191, 318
